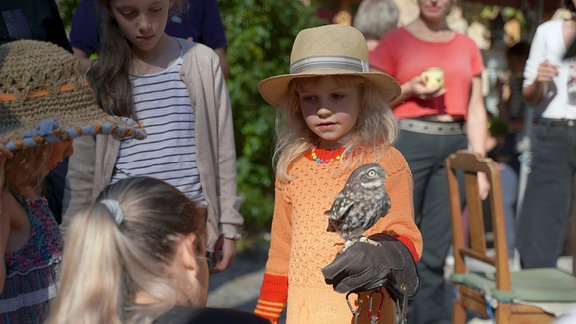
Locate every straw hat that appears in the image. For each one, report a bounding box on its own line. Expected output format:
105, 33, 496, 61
0, 40, 146, 151
258, 24, 401, 108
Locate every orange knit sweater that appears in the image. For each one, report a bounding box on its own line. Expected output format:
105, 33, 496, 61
254, 147, 423, 324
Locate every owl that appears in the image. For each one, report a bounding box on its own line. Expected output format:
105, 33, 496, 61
325, 163, 391, 252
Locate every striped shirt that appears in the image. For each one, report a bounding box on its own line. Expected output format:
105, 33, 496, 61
111, 54, 205, 205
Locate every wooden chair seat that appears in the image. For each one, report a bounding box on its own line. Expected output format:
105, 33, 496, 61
452, 268, 576, 302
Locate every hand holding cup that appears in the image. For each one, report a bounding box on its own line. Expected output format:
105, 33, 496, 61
421, 67, 444, 89
408, 67, 445, 99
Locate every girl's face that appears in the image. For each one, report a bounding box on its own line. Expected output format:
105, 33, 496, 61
107, 0, 172, 54
297, 76, 362, 149
418, 0, 453, 21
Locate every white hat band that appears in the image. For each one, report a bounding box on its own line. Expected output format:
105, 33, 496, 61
290, 55, 370, 74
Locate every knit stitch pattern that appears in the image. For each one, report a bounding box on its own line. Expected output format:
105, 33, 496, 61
255, 147, 422, 323
0, 40, 146, 151
254, 273, 287, 323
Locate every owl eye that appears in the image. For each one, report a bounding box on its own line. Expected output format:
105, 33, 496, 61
368, 170, 377, 177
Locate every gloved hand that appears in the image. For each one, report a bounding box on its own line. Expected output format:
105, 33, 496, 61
321, 233, 419, 299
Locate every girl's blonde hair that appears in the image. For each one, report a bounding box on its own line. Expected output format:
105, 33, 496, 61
273, 75, 398, 180
88, 0, 186, 119
47, 176, 206, 324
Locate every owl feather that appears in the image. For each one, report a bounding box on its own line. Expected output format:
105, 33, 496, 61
324, 163, 391, 252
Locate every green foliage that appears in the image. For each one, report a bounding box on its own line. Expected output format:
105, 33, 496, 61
218, 0, 323, 233
57, 0, 80, 30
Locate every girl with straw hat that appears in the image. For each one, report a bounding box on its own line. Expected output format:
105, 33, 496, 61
0, 39, 145, 323
253, 24, 422, 324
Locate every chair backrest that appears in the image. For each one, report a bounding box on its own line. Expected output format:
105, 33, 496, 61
445, 150, 512, 291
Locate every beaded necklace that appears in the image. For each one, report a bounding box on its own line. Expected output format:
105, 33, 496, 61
309, 146, 347, 163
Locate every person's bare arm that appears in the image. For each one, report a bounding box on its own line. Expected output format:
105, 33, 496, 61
0, 140, 13, 292
0, 194, 9, 293
370, 67, 443, 106
211, 236, 236, 273
466, 76, 490, 199
523, 60, 559, 106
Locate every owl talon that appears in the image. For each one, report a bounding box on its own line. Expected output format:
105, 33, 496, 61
340, 238, 359, 253
339, 237, 381, 253
359, 236, 381, 247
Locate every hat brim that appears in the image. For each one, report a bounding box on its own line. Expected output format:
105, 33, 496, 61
3, 103, 146, 152
0, 39, 147, 152
258, 69, 401, 108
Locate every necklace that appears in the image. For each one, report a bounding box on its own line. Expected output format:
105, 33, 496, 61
309, 146, 346, 163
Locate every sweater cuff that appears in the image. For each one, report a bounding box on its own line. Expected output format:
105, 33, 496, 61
221, 223, 241, 240
394, 234, 420, 263
254, 273, 288, 323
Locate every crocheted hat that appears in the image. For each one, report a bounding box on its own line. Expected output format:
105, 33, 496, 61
258, 24, 401, 108
0, 40, 146, 151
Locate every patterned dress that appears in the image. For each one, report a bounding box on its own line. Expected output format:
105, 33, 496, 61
0, 192, 63, 323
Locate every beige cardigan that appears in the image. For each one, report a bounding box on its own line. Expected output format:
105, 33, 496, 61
63, 40, 243, 251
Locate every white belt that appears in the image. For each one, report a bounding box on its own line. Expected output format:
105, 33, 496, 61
398, 118, 465, 135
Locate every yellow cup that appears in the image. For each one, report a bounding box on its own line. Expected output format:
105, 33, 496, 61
421, 67, 444, 88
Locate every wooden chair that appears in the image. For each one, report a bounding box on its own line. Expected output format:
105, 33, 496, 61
446, 150, 576, 323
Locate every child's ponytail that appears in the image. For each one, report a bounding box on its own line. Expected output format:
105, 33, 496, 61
47, 204, 125, 324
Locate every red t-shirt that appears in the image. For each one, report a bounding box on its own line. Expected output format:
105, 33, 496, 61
370, 28, 485, 119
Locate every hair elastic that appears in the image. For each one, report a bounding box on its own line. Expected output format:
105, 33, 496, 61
100, 199, 124, 225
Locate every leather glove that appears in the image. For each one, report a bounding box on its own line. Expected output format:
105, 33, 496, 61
321, 234, 419, 299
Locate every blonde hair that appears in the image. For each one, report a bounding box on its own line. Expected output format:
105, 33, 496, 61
47, 176, 206, 324
4, 144, 54, 195
273, 75, 398, 180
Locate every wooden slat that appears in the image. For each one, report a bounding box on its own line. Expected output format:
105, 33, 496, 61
447, 151, 554, 323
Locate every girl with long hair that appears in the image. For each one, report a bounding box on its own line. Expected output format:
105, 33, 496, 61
64, 0, 243, 272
